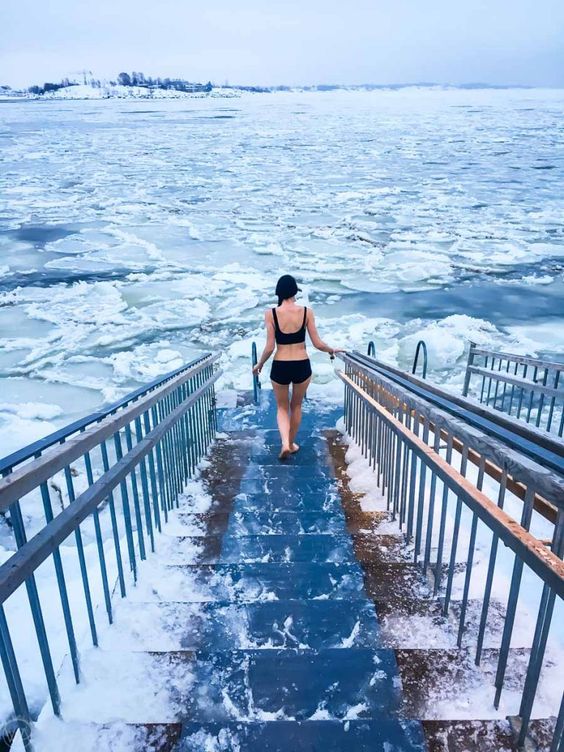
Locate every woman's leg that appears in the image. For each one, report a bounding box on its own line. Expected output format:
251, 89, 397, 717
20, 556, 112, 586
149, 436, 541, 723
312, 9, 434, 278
289, 377, 311, 449
271, 380, 291, 456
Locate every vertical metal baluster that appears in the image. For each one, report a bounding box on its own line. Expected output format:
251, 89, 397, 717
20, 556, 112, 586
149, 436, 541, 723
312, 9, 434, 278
0, 606, 33, 752
498, 358, 510, 411
507, 359, 519, 414
485, 356, 496, 406
516, 363, 527, 419
479, 354, 488, 403
442, 445, 468, 614
434, 433, 454, 595
64, 467, 98, 646
83, 451, 113, 623
113, 431, 137, 581
156, 400, 172, 510
152, 405, 169, 521
546, 370, 559, 433
134, 417, 155, 552
8, 500, 61, 715
491, 357, 503, 409
405, 411, 419, 542
535, 367, 548, 429
494, 485, 535, 708
423, 425, 441, 572
517, 515, 563, 746
413, 418, 430, 563
475, 468, 508, 665
526, 365, 538, 424
39, 481, 80, 682
456, 454, 486, 646
100, 440, 126, 596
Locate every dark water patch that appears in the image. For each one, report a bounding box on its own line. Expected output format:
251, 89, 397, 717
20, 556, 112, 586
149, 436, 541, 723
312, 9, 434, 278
531, 165, 557, 170
317, 279, 564, 326
191, 115, 236, 120
0, 266, 156, 293
8, 224, 76, 247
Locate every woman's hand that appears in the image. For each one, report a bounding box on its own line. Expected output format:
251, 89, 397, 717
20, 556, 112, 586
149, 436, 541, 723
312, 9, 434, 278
329, 348, 345, 359
252, 363, 262, 376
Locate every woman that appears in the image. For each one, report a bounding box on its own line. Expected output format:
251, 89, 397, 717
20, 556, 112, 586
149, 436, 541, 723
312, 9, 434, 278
252, 274, 342, 459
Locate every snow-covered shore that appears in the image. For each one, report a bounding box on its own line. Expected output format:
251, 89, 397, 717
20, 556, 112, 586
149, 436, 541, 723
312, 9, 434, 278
2, 83, 241, 101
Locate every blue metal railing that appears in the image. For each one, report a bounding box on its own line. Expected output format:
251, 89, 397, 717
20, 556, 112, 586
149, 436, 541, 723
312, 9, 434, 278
251, 342, 261, 404
366, 339, 428, 379
411, 340, 428, 379
0, 353, 220, 750
463, 343, 564, 437
338, 353, 564, 751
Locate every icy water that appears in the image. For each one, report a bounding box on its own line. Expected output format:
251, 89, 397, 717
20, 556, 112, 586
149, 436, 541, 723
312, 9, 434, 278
1, 89, 564, 457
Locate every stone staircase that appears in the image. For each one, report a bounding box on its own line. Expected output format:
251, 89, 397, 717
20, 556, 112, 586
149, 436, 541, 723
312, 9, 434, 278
173, 395, 427, 750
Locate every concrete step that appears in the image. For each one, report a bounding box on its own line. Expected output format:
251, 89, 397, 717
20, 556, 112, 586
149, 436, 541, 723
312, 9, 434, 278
219, 533, 355, 563
244, 464, 333, 480
422, 718, 557, 752
395, 646, 560, 721
177, 719, 426, 751
99, 599, 380, 652
239, 477, 338, 496
180, 647, 402, 722
127, 562, 366, 603
232, 491, 342, 513
225, 510, 347, 536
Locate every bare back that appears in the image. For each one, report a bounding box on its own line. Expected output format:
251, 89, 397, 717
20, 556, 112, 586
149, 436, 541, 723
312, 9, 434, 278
268, 303, 308, 362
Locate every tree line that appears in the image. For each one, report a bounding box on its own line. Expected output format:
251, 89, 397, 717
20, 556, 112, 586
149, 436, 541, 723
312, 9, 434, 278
26, 72, 213, 95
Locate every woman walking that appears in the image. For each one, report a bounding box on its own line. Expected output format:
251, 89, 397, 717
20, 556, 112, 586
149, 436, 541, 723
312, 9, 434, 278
252, 274, 342, 459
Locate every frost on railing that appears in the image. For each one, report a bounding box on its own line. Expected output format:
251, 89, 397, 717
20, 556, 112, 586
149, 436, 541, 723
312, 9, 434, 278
463, 343, 564, 437
0, 353, 220, 751
338, 353, 564, 751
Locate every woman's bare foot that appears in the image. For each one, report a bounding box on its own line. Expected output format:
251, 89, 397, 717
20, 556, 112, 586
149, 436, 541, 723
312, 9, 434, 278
279, 445, 291, 460
290, 443, 300, 453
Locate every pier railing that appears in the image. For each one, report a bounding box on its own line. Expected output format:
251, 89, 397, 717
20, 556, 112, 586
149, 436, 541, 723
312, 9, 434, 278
0, 353, 220, 750
338, 353, 564, 750
463, 343, 564, 437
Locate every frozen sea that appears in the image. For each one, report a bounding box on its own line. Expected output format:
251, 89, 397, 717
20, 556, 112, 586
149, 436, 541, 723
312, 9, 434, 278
1, 88, 564, 458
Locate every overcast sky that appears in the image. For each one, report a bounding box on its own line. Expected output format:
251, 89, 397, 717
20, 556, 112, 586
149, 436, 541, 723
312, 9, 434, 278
2, 0, 563, 88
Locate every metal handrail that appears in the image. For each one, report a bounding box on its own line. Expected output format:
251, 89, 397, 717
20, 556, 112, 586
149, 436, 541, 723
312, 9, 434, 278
367, 341, 376, 358
463, 342, 564, 437
0, 354, 220, 750
251, 341, 261, 403
0, 353, 213, 475
412, 339, 428, 379
337, 353, 563, 750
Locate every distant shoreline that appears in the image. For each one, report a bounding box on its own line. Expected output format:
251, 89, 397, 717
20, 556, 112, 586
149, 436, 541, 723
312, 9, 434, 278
2, 82, 561, 104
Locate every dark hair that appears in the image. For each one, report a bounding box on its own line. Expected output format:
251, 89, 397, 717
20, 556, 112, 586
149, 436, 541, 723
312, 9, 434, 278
275, 274, 301, 306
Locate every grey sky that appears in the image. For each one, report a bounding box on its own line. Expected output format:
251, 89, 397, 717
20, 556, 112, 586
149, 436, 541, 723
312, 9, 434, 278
2, 0, 563, 88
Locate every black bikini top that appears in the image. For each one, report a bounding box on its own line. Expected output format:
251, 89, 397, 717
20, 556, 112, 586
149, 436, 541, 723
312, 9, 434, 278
272, 306, 307, 345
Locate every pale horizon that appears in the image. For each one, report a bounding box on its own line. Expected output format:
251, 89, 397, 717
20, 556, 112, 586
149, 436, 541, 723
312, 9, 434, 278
2, 0, 564, 89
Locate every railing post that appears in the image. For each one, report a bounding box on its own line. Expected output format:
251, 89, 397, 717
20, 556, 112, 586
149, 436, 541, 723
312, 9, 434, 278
252, 342, 261, 404
462, 341, 476, 396
412, 340, 428, 379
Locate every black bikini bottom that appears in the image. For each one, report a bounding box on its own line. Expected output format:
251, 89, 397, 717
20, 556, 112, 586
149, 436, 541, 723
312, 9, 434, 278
270, 359, 312, 386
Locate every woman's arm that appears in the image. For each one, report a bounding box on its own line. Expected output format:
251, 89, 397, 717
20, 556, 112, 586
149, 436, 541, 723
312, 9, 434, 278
306, 309, 342, 356
252, 310, 276, 374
